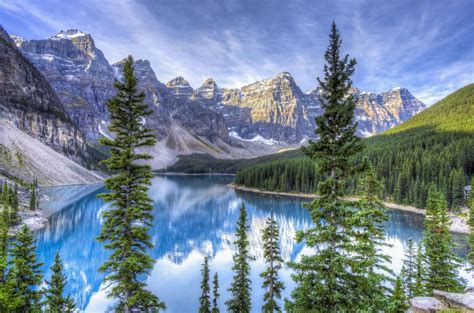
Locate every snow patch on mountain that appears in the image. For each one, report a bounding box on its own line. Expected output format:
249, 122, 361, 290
229, 132, 280, 145
51, 29, 87, 40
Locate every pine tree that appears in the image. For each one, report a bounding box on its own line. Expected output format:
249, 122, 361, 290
8, 225, 43, 312
0, 216, 8, 282
29, 187, 36, 210
414, 242, 425, 296
0, 216, 14, 312
352, 164, 392, 310
1, 197, 9, 228
388, 275, 409, 313
9, 184, 19, 225
450, 168, 465, 209
43, 252, 76, 312
97, 55, 165, 312
401, 239, 417, 298
468, 178, 474, 269
212, 272, 220, 313
199, 256, 211, 313
286, 22, 368, 311
226, 203, 252, 313
423, 186, 464, 293
2, 183, 9, 207
260, 214, 284, 313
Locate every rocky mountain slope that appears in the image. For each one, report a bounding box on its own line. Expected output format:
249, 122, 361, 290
13, 29, 115, 142
192, 73, 425, 142
0, 121, 102, 186
352, 87, 426, 136
13, 30, 291, 167
0, 26, 87, 159
0, 26, 102, 185
10, 28, 425, 168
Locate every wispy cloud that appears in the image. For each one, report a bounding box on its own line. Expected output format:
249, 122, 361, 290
1, 0, 472, 104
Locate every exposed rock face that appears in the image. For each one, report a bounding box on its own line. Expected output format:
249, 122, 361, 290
410, 289, 474, 312
352, 87, 426, 136
193, 73, 425, 143
15, 30, 230, 150
15, 29, 115, 141
0, 121, 102, 186
216, 72, 317, 143
0, 26, 86, 158
166, 76, 194, 99
193, 73, 317, 143
112, 60, 229, 144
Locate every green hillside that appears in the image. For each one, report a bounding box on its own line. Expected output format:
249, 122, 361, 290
235, 84, 474, 209
385, 83, 474, 134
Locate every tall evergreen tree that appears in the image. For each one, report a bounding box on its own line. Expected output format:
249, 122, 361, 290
468, 178, 474, 269
9, 184, 19, 225
352, 164, 392, 310
423, 186, 464, 293
414, 242, 425, 296
2, 183, 9, 207
401, 239, 417, 298
199, 256, 211, 313
212, 273, 220, 313
226, 203, 252, 313
0, 216, 14, 312
260, 214, 284, 313
0, 215, 8, 282
8, 225, 43, 312
388, 275, 409, 313
286, 22, 368, 311
97, 55, 165, 312
29, 187, 36, 210
43, 252, 75, 312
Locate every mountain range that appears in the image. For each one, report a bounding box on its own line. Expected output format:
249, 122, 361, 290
1, 27, 426, 184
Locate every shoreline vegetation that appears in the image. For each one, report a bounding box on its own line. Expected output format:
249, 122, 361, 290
10, 173, 469, 235
228, 183, 469, 234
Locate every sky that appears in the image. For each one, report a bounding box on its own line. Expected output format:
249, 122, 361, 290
0, 0, 472, 105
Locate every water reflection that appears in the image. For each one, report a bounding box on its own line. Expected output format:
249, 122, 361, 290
35, 175, 470, 312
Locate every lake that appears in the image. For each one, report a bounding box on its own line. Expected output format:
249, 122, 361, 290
37, 175, 471, 312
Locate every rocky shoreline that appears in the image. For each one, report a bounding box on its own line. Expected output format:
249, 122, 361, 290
229, 184, 470, 234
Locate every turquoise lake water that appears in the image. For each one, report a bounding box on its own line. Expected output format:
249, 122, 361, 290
36, 175, 471, 312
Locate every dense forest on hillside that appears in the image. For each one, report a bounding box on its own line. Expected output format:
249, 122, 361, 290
235, 84, 474, 209
163, 149, 303, 174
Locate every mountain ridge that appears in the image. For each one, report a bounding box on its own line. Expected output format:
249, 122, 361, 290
8, 27, 426, 170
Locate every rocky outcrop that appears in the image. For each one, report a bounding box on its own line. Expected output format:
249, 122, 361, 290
193, 73, 317, 143
166, 76, 194, 99
14, 29, 115, 141
352, 87, 426, 136
0, 26, 86, 159
410, 288, 474, 312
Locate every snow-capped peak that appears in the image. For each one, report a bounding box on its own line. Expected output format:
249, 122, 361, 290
51, 29, 87, 40
166, 76, 191, 88
10, 34, 25, 47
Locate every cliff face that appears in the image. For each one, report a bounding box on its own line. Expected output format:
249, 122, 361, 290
15, 29, 115, 142
193, 73, 425, 143
0, 26, 86, 158
352, 87, 426, 136
112, 60, 229, 144
15, 30, 231, 150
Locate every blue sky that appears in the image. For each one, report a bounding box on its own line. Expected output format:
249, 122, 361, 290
1, 0, 472, 104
